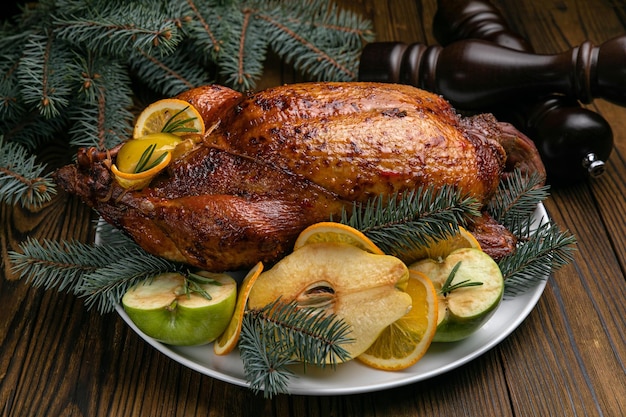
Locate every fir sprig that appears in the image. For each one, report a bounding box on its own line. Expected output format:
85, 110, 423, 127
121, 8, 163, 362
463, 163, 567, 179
53, 0, 185, 59
0, 0, 373, 208
0, 137, 57, 208
78, 249, 179, 313
487, 169, 550, 234
339, 185, 482, 259
240, 299, 353, 398
485, 168, 577, 295
9, 235, 181, 314
497, 220, 577, 297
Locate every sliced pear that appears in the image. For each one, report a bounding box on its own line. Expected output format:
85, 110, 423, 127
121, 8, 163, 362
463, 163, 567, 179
122, 271, 237, 346
410, 247, 504, 342
247, 242, 412, 361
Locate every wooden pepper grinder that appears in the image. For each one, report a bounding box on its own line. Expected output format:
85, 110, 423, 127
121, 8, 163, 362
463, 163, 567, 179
431, 0, 613, 183
358, 7, 622, 183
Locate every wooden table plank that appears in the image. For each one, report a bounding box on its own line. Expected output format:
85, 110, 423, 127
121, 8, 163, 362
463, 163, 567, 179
1, 1, 625, 416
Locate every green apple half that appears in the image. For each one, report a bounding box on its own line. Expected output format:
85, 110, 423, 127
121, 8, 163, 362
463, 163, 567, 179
122, 271, 237, 346
410, 248, 504, 342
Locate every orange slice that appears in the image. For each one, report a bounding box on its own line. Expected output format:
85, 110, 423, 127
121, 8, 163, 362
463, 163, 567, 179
357, 270, 438, 371
294, 222, 384, 255
133, 98, 205, 138
399, 226, 481, 265
214, 262, 264, 356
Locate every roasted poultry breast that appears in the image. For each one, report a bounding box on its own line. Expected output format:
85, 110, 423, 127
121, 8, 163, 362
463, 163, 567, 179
55, 82, 544, 271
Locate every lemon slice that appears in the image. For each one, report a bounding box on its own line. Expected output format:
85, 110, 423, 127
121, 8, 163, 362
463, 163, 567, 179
133, 98, 205, 138
115, 132, 181, 174
294, 222, 384, 255
357, 270, 438, 371
111, 151, 172, 190
214, 262, 263, 356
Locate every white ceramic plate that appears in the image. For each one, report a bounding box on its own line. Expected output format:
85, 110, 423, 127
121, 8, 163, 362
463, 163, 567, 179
115, 204, 549, 395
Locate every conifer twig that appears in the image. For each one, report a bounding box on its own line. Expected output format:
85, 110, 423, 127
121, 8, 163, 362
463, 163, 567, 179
498, 220, 577, 297
339, 185, 482, 259
240, 299, 353, 398
9, 235, 181, 314
0, 137, 56, 208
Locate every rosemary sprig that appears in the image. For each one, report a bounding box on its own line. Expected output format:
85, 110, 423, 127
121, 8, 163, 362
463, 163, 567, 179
438, 261, 483, 296
161, 106, 199, 134
239, 299, 353, 398
182, 271, 224, 300
134, 143, 168, 173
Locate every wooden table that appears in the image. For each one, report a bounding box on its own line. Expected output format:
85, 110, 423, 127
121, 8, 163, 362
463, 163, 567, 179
2, 1, 625, 415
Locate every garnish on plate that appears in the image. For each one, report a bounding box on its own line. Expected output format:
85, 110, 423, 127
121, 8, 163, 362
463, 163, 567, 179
9, 169, 577, 398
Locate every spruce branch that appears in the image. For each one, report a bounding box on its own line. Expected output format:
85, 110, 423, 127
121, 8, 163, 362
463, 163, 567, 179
498, 220, 577, 297
67, 51, 134, 149
240, 299, 353, 398
219, 7, 269, 91
257, 0, 373, 82
339, 185, 482, 259
239, 312, 297, 398
485, 168, 577, 295
0, 137, 56, 208
487, 169, 550, 233
9, 234, 181, 314
129, 44, 213, 97
17, 29, 74, 119
9, 237, 131, 292
53, 0, 185, 59
78, 248, 180, 314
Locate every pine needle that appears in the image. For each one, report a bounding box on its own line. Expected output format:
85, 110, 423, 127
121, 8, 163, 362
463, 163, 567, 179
338, 185, 482, 258
9, 235, 180, 314
240, 299, 353, 398
487, 169, 550, 234
0, 137, 57, 208
498, 220, 577, 297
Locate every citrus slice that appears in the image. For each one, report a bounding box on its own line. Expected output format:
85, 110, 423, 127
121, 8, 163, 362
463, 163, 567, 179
294, 222, 384, 255
399, 226, 481, 264
111, 151, 172, 190
214, 262, 263, 355
357, 270, 438, 371
133, 98, 205, 138
115, 132, 182, 174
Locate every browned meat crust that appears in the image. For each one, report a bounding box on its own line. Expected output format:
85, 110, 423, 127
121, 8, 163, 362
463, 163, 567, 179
54, 82, 538, 271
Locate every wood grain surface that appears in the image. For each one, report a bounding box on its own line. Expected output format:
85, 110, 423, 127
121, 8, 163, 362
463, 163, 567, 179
2, 1, 625, 416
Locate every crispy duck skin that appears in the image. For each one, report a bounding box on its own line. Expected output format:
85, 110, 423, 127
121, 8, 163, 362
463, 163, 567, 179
54, 82, 543, 271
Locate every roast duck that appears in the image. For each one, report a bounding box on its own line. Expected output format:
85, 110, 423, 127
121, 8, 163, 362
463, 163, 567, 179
54, 82, 545, 272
